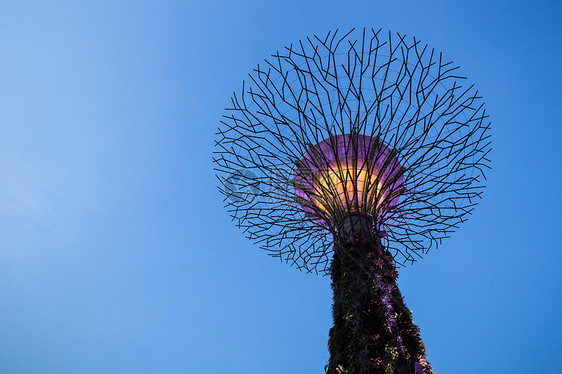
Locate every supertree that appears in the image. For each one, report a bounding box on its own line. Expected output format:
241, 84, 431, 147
214, 28, 491, 374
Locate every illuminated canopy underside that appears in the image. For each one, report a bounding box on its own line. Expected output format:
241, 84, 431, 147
294, 133, 403, 232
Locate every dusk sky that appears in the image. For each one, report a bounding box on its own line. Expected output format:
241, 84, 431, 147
1, 1, 561, 373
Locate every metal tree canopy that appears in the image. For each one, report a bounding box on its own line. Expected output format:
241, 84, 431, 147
214, 28, 491, 274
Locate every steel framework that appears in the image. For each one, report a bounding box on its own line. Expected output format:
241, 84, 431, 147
213, 28, 491, 373
215, 28, 491, 272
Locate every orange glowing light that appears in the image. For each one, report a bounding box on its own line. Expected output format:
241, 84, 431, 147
313, 161, 387, 215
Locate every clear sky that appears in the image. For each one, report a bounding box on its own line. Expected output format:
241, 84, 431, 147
0, 1, 561, 373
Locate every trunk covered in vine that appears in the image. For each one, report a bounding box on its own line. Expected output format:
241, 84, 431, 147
327, 235, 433, 374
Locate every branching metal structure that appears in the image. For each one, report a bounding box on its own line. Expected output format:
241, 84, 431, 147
213, 28, 491, 374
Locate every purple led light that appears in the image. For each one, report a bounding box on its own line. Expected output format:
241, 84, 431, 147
294, 133, 403, 229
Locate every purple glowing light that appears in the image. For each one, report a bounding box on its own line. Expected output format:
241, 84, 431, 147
294, 133, 404, 228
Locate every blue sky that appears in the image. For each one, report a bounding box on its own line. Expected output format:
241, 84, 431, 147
0, 1, 561, 373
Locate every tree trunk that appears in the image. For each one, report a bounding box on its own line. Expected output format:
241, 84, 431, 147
327, 234, 433, 374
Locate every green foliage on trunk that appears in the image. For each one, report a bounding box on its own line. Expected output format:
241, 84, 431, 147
326, 236, 434, 374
